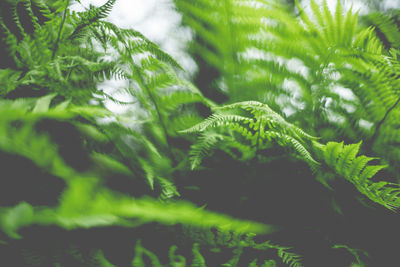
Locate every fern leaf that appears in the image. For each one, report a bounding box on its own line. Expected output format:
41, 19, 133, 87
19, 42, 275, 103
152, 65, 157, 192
0, 202, 34, 239
182, 113, 251, 133
342, 5, 358, 46
159, 91, 206, 111
318, 140, 400, 210
359, 165, 387, 183
323, 141, 344, 167
281, 134, 319, 166
322, 0, 335, 44
68, 0, 116, 41
191, 243, 206, 267
138, 158, 155, 189
169, 245, 186, 267
32, 93, 56, 113
186, 101, 317, 169
310, 0, 325, 31
277, 248, 303, 267
334, 0, 343, 44
261, 260, 277, 267
157, 177, 181, 200
336, 142, 361, 173
189, 132, 224, 170
132, 240, 163, 267
347, 155, 375, 178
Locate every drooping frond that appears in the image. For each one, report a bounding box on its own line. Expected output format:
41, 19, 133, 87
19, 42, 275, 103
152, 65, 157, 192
186, 99, 400, 210
188, 132, 224, 170
317, 141, 400, 210
363, 9, 400, 50
183, 100, 319, 169
68, 0, 116, 41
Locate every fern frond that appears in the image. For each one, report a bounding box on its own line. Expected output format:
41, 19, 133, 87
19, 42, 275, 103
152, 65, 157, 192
336, 142, 362, 173
363, 10, 400, 50
242, 234, 303, 267
182, 113, 252, 133
318, 141, 400, 210
189, 132, 224, 170
68, 0, 116, 41
191, 243, 206, 267
185, 101, 318, 168
280, 134, 319, 167
157, 177, 181, 200
132, 240, 163, 267
346, 155, 375, 179
100, 21, 182, 70
277, 248, 303, 267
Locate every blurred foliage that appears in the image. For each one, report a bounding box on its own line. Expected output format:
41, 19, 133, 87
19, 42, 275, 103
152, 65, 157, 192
0, 0, 400, 266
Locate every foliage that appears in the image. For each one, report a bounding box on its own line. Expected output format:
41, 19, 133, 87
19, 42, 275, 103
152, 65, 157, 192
182, 100, 319, 170
176, 0, 400, 171
1, 0, 400, 266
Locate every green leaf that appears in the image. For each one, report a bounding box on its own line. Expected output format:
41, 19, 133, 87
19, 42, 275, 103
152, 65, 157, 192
359, 165, 386, 183
336, 142, 361, 174
32, 93, 57, 113
0, 202, 34, 239
191, 243, 206, 267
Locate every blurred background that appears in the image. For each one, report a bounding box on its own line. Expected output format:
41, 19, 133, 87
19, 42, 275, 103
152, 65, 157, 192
72, 0, 400, 112
73, 0, 400, 72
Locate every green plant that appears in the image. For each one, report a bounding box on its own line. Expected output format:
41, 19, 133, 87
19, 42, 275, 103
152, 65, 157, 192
1, 0, 400, 266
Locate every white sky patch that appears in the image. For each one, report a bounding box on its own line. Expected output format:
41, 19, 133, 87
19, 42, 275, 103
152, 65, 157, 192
282, 78, 306, 109
359, 119, 373, 131
71, 0, 157, 28
384, 1, 400, 10
286, 58, 310, 80
326, 110, 346, 124
71, 0, 173, 43
332, 85, 356, 101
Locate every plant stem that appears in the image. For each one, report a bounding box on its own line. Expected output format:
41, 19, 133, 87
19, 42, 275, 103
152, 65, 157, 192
222, 0, 238, 99
52, 0, 70, 60
369, 96, 400, 150
130, 64, 176, 165
255, 119, 262, 152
